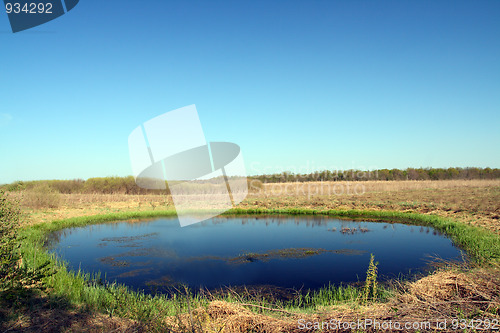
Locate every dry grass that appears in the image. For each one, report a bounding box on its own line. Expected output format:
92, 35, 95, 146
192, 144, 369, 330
261, 179, 500, 194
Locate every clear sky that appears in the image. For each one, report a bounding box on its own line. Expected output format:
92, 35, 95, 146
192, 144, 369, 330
0, 0, 499, 183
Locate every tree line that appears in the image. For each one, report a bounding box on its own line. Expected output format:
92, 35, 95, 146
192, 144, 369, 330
253, 167, 500, 183
1, 167, 498, 194
1, 176, 162, 195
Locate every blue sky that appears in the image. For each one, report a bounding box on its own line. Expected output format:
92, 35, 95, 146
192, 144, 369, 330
0, 0, 499, 183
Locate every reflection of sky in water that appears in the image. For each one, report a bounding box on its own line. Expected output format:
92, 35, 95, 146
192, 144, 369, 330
47, 216, 463, 292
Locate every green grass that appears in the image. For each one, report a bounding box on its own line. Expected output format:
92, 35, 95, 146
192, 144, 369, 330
16, 207, 500, 323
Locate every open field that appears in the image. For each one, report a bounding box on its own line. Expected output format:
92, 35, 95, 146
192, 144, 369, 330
1, 179, 500, 332
16, 179, 500, 234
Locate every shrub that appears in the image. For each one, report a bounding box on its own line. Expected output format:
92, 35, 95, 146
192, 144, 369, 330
48, 179, 85, 194
0, 191, 21, 296
1, 181, 25, 192
22, 184, 61, 209
0, 191, 50, 299
248, 178, 264, 193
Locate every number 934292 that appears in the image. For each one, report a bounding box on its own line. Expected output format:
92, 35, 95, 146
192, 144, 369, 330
5, 3, 53, 14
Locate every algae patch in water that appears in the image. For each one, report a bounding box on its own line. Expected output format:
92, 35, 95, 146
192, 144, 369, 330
100, 232, 159, 243
186, 247, 367, 265
99, 257, 130, 267
230, 248, 367, 263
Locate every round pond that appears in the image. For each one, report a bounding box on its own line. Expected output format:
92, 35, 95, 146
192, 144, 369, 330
47, 215, 463, 293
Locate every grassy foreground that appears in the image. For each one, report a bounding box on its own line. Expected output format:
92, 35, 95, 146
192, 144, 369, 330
2, 180, 500, 332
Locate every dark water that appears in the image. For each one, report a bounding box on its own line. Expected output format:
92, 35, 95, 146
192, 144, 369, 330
47, 215, 463, 293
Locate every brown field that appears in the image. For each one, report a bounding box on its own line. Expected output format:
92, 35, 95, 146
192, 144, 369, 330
4, 179, 500, 332
18, 179, 500, 234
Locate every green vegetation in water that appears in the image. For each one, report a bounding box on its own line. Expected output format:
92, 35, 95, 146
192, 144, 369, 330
98, 247, 178, 268
100, 232, 159, 243
227, 248, 366, 264
178, 247, 367, 265
99, 257, 130, 267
